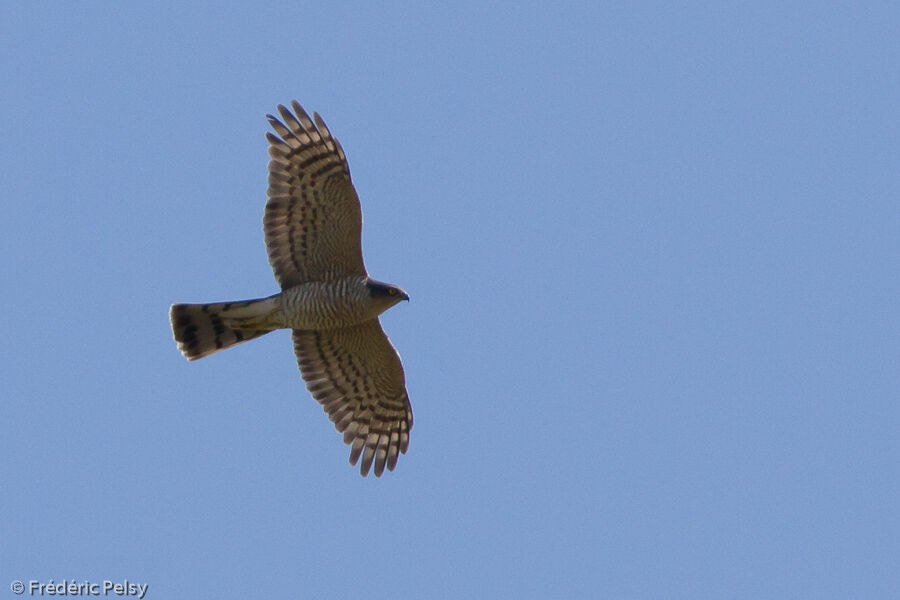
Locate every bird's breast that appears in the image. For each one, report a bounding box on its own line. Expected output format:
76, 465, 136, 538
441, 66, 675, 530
279, 278, 372, 330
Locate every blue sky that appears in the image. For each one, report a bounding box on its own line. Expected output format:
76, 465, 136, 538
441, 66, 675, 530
2, 2, 898, 598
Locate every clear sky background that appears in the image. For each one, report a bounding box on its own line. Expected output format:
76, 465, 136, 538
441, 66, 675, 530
1, 2, 898, 598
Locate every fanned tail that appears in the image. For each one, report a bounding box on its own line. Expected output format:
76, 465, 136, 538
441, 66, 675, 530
170, 296, 280, 360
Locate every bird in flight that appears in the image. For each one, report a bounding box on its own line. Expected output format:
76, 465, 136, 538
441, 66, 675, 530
170, 101, 412, 477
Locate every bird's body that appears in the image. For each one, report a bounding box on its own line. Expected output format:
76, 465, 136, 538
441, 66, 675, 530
170, 101, 412, 477
279, 277, 401, 330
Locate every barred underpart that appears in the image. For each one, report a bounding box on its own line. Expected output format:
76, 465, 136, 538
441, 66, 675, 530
279, 277, 373, 330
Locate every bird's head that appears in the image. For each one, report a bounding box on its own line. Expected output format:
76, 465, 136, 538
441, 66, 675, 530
366, 278, 409, 313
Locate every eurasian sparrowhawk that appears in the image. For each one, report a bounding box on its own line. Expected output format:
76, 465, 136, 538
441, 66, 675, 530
170, 101, 412, 477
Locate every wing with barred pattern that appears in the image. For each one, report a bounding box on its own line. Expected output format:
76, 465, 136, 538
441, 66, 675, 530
264, 101, 366, 288
292, 319, 412, 477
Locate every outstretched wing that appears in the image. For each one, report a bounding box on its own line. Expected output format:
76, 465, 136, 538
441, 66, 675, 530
293, 319, 412, 477
264, 101, 366, 288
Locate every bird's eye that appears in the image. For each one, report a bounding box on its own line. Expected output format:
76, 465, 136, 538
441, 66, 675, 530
388, 288, 397, 296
